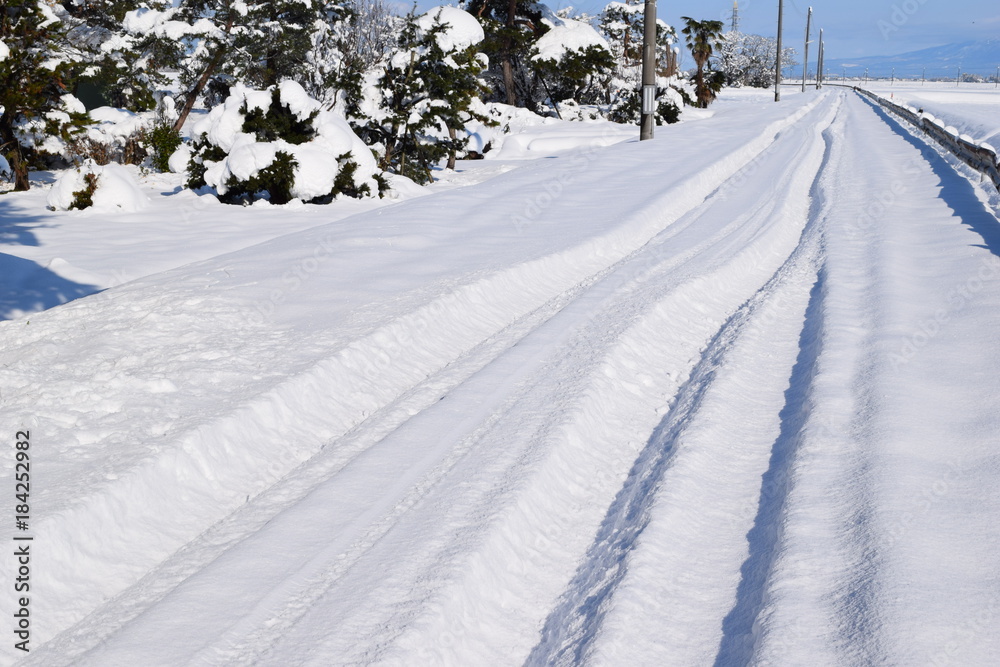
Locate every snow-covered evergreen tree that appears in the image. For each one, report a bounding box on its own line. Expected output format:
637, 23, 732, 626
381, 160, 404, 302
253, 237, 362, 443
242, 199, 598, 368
0, 0, 88, 190
531, 8, 614, 107
463, 0, 547, 108
600, 1, 684, 126
149, 0, 326, 132
65, 0, 181, 111
352, 7, 489, 184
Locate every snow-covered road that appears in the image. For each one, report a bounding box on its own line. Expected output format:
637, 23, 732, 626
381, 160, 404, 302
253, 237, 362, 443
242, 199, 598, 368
3, 89, 1000, 666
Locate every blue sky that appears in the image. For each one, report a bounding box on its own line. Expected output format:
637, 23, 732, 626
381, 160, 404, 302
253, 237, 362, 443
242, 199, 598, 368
413, 1, 1000, 64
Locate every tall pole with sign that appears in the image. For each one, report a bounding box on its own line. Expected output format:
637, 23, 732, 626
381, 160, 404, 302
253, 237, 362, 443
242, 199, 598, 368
640, 0, 657, 140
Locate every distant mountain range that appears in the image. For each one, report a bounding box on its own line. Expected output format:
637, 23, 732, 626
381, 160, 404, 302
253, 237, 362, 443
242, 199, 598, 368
822, 40, 1000, 80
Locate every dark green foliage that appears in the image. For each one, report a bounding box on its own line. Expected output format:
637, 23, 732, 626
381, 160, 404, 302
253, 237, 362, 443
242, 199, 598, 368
331, 153, 371, 199
186, 141, 227, 190
187, 83, 381, 205
70, 172, 100, 210
463, 0, 548, 108
221, 150, 298, 205
533, 44, 615, 105
147, 123, 182, 173
242, 90, 318, 145
607, 86, 681, 125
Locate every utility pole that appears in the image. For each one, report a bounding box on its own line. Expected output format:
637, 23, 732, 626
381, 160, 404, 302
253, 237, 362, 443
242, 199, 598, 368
922, 67, 925, 85
891, 67, 895, 86
995, 65, 998, 88
815, 29, 823, 89
775, 0, 784, 101
802, 6, 812, 92
640, 0, 656, 140
957, 66, 961, 86
864, 67, 868, 86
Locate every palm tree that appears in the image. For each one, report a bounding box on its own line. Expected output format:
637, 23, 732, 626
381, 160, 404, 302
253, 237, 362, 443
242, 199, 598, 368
681, 17, 726, 108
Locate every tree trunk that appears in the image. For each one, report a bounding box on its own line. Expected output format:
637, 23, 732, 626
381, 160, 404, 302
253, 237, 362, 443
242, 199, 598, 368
447, 127, 457, 170
172, 45, 228, 133
502, 0, 517, 106
1, 115, 30, 192
11, 151, 29, 192
172, 14, 235, 133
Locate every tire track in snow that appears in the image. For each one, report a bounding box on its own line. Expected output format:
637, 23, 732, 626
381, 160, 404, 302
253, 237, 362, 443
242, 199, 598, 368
524, 98, 842, 666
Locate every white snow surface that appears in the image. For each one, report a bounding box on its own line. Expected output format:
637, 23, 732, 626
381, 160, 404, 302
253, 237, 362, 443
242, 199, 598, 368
0, 40, 8, 62
3, 88, 1000, 666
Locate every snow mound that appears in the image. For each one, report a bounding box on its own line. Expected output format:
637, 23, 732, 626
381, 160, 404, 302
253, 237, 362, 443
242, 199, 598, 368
0, 40, 8, 62
46, 163, 151, 212
417, 6, 485, 52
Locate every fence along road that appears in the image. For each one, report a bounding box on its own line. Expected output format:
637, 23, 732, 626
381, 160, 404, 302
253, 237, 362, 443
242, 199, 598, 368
855, 86, 1000, 192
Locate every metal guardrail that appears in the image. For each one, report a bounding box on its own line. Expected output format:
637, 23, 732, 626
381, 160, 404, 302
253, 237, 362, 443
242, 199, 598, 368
855, 87, 1000, 192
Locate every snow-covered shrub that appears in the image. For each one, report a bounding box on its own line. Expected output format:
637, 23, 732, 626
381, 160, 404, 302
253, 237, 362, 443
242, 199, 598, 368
46, 163, 151, 212
185, 81, 383, 205
607, 86, 682, 125
60, 103, 180, 171
146, 122, 182, 173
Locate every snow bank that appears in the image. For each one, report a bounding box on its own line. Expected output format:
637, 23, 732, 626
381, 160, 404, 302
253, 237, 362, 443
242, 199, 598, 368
465, 101, 635, 160
0, 40, 9, 62
46, 163, 151, 212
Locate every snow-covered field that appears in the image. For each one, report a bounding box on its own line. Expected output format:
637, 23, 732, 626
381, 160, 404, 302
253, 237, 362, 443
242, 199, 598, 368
864, 81, 1000, 152
3, 88, 1000, 666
